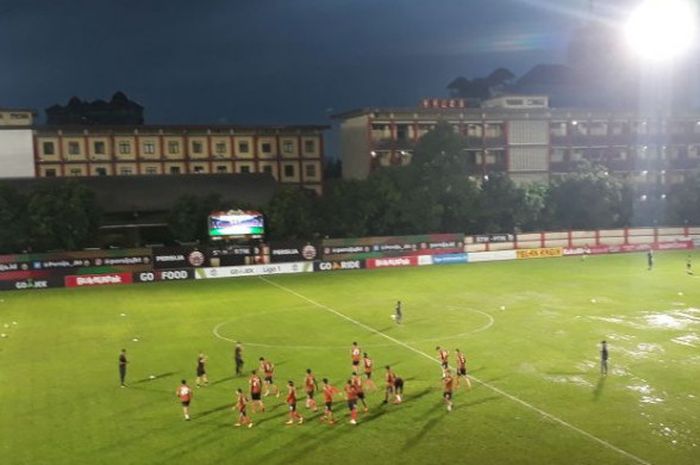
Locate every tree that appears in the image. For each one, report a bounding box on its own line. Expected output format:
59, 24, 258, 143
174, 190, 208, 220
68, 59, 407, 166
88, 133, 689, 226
544, 162, 627, 230
447, 68, 515, 99
167, 193, 224, 243
0, 184, 30, 253
476, 173, 528, 233
666, 172, 700, 225
26, 182, 101, 251
265, 187, 318, 240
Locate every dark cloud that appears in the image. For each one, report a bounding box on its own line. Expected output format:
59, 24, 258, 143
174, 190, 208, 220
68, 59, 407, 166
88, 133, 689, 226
0, 0, 584, 125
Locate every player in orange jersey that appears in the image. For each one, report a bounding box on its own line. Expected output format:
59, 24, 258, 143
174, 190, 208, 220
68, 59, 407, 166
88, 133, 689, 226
350, 342, 362, 374
259, 357, 279, 397
176, 379, 193, 421
436, 346, 449, 371
234, 388, 253, 428
249, 370, 265, 413
351, 372, 368, 412
442, 369, 455, 412
285, 381, 304, 425
304, 369, 319, 411
344, 379, 359, 425
455, 348, 472, 389
383, 365, 396, 404
321, 378, 340, 424
362, 352, 377, 391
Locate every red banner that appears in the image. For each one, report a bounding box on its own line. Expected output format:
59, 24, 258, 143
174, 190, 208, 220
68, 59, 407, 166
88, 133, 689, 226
366, 256, 418, 269
64, 273, 133, 288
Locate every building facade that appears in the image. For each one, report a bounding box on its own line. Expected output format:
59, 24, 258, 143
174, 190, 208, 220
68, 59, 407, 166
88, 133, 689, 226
1, 123, 327, 194
336, 96, 700, 188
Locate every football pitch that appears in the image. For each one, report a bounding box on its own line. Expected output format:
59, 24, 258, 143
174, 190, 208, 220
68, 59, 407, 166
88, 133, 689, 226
1, 251, 699, 465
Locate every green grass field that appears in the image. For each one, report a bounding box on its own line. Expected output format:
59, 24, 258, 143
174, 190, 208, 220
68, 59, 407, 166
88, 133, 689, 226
1, 251, 699, 465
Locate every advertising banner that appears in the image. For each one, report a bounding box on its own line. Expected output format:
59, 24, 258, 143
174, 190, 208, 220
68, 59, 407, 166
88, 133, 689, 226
468, 250, 518, 262
267, 242, 320, 263
366, 256, 419, 269
0, 248, 153, 279
516, 247, 563, 259
322, 234, 464, 261
473, 234, 514, 244
313, 260, 365, 272
195, 262, 314, 280
64, 272, 133, 288
432, 253, 469, 265
133, 269, 194, 283
152, 246, 259, 269
0, 276, 65, 291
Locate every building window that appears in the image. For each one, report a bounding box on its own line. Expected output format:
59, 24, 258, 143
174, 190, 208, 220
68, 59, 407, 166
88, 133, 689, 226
143, 142, 156, 154
193, 165, 205, 173
240, 165, 251, 173
96, 167, 107, 176
145, 167, 157, 175
68, 141, 81, 155
305, 164, 316, 178
45, 168, 57, 177
192, 141, 204, 154
170, 166, 181, 174
118, 142, 131, 154
119, 167, 133, 175
282, 141, 294, 154
261, 142, 272, 154
69, 168, 82, 176
215, 165, 227, 173
304, 139, 316, 153
215, 142, 226, 154
93, 141, 106, 155
168, 141, 180, 154
43, 141, 55, 155
238, 141, 250, 153
263, 165, 273, 175
284, 164, 295, 177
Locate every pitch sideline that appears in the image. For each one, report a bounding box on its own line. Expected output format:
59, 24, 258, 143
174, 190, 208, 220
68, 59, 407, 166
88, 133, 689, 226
259, 276, 652, 465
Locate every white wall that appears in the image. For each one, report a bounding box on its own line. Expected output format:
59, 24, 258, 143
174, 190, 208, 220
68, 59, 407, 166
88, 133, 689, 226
340, 115, 371, 180
0, 129, 35, 178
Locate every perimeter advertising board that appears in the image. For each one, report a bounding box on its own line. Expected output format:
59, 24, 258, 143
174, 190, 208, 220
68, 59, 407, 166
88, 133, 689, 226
322, 234, 464, 261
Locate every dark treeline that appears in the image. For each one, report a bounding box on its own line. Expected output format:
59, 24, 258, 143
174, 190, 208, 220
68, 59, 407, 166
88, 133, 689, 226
1, 123, 699, 253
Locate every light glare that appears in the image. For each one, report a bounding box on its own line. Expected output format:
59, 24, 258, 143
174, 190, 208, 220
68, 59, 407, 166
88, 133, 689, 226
624, 0, 698, 61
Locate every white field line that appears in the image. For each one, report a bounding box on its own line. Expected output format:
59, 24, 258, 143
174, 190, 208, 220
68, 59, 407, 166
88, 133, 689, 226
259, 276, 652, 465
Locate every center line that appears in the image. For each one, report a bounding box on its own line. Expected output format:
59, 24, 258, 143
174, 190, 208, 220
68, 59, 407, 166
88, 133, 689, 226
259, 276, 652, 465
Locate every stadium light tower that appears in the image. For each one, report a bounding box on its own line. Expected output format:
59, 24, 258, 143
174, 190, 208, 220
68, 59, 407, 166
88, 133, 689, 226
624, 0, 698, 61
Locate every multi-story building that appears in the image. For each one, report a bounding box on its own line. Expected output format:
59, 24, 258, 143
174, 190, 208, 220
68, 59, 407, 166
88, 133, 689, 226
335, 96, 700, 188
1, 122, 328, 194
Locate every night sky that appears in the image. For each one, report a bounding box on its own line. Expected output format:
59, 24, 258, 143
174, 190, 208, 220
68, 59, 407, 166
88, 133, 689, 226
1, 0, 634, 129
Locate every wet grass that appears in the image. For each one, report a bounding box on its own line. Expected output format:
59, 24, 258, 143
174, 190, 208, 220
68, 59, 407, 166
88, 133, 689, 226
0, 250, 698, 465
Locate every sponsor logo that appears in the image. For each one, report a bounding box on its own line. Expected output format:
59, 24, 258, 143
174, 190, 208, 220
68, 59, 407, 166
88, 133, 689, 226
195, 262, 313, 279
0, 263, 20, 272
474, 234, 514, 244
301, 245, 317, 260
516, 247, 563, 259
65, 273, 133, 287
315, 260, 363, 272
432, 253, 468, 265
14, 280, 49, 290
135, 270, 192, 282
188, 251, 206, 267
367, 256, 418, 269
155, 254, 185, 262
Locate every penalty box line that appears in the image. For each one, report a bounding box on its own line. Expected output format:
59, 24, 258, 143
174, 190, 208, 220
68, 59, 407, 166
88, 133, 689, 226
259, 276, 652, 465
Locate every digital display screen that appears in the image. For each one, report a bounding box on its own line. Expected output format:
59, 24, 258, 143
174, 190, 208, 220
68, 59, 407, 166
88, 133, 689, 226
208, 211, 265, 238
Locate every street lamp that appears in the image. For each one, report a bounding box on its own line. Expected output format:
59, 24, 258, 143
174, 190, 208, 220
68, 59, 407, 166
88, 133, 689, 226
624, 0, 698, 62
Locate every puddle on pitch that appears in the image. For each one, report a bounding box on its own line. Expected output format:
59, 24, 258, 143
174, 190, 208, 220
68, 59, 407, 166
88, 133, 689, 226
544, 375, 593, 387
627, 382, 666, 404
671, 333, 700, 348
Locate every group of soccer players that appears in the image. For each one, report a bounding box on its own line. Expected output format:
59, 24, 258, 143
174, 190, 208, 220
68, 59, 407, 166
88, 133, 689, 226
169, 340, 471, 427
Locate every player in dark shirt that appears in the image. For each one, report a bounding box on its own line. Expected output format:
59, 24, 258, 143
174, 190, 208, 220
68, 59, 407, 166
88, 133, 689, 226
119, 349, 128, 388
687, 255, 693, 275
196, 353, 208, 387
647, 249, 654, 271
234, 342, 244, 376
394, 301, 403, 325
600, 340, 609, 375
